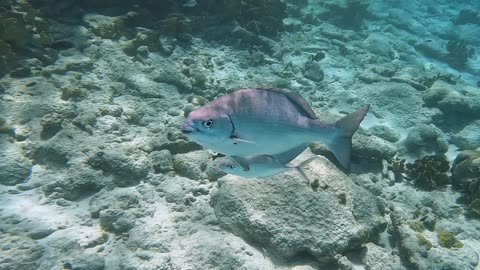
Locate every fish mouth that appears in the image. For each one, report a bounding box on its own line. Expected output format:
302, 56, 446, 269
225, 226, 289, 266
181, 121, 198, 134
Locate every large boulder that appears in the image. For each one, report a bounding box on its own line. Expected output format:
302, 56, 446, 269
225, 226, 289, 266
451, 121, 480, 150
211, 151, 386, 262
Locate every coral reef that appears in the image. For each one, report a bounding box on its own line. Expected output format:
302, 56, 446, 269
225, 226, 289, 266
1, 0, 480, 269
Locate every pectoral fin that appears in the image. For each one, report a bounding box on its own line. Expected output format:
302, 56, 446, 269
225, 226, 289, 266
287, 156, 319, 184
231, 156, 250, 171
231, 136, 256, 144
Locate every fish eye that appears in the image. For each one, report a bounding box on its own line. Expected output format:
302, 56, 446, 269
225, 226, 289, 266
203, 119, 213, 128
227, 164, 235, 169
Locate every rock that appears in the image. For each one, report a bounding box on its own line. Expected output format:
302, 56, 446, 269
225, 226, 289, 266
0, 138, 32, 186
404, 124, 449, 156
389, 77, 427, 91
89, 188, 141, 218
0, 40, 16, 76
99, 209, 136, 234
61, 86, 88, 101
122, 27, 161, 57
451, 150, 480, 217
369, 125, 401, 143
391, 207, 479, 270
303, 61, 325, 82
352, 131, 397, 160
231, 25, 276, 53
119, 73, 177, 98
37, 233, 105, 270
150, 150, 174, 173
90, 188, 141, 234
180, 228, 291, 270
451, 121, 480, 150
152, 66, 192, 93
40, 112, 63, 139
357, 82, 432, 128
360, 243, 405, 270
127, 224, 172, 253
0, 233, 44, 270
83, 13, 126, 39
364, 33, 394, 58
10, 66, 31, 78
452, 150, 480, 182
204, 159, 227, 181
211, 152, 385, 261
414, 40, 445, 61
156, 176, 191, 210
358, 70, 388, 84
172, 150, 210, 180
88, 148, 151, 186
43, 164, 107, 200
28, 227, 56, 240
390, 208, 433, 269
72, 112, 97, 134
423, 81, 480, 117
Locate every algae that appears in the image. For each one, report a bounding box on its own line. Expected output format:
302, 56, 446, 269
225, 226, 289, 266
437, 230, 463, 249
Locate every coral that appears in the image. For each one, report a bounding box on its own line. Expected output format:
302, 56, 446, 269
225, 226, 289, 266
391, 155, 450, 191
437, 230, 463, 249
416, 233, 432, 250
451, 150, 480, 218
408, 220, 425, 232
405, 124, 449, 156
406, 155, 450, 190
445, 40, 475, 69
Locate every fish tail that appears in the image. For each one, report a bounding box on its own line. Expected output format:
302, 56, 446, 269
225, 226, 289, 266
327, 105, 370, 170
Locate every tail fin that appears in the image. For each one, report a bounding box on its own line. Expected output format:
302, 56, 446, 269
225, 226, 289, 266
327, 105, 370, 170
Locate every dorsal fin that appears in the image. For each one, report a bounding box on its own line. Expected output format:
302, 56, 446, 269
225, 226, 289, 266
254, 87, 318, 119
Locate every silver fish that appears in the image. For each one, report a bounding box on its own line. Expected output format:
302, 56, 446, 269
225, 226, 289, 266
218, 154, 318, 183
181, 87, 369, 169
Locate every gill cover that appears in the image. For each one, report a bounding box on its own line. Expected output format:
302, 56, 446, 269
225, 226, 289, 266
193, 113, 234, 142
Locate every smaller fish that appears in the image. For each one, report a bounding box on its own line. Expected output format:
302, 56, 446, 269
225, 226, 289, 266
218, 155, 318, 183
